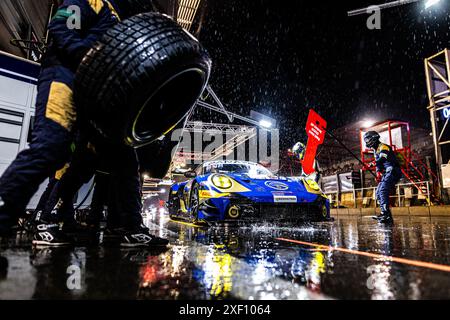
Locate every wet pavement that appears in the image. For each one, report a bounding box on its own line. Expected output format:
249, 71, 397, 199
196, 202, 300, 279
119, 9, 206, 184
1, 213, 450, 300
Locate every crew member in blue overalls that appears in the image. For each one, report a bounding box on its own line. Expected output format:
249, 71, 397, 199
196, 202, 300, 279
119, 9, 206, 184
0, 0, 168, 247
0, 0, 119, 239
364, 131, 402, 224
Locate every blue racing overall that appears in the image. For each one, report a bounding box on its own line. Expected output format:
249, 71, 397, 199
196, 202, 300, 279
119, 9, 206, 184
374, 143, 402, 214
0, 0, 121, 233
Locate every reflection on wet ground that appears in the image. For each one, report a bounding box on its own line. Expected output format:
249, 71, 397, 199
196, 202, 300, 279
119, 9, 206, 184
1, 214, 450, 299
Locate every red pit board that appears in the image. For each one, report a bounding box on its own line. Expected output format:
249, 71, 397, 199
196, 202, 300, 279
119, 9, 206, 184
303, 109, 327, 175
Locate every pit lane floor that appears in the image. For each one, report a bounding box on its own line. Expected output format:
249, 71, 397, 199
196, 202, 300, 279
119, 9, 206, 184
0, 214, 449, 300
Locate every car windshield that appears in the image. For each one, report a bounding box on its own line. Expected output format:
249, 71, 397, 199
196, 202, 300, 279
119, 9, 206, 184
203, 162, 275, 179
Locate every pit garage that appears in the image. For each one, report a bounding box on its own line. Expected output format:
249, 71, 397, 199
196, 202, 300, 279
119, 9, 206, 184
0, 0, 449, 303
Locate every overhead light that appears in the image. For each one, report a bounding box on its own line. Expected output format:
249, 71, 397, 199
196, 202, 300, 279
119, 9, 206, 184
362, 119, 375, 129
259, 120, 272, 128
348, 0, 442, 16
425, 0, 442, 9
250, 110, 277, 129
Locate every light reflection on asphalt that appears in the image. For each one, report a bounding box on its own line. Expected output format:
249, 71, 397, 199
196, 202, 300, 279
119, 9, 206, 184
0, 215, 450, 299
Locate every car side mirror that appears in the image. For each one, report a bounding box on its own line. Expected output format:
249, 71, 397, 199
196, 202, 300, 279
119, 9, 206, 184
184, 170, 197, 178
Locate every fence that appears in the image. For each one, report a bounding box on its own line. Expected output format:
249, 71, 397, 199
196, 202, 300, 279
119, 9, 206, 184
325, 181, 431, 208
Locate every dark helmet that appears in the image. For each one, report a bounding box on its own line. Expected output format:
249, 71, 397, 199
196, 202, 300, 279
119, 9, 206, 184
364, 131, 380, 149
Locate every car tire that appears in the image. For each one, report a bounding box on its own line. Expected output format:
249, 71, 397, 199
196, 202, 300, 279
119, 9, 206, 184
189, 183, 200, 222
75, 12, 211, 147
116, 0, 157, 19
168, 187, 180, 216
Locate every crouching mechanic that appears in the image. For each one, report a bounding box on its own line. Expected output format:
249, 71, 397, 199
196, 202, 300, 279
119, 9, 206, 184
364, 131, 402, 224
35, 139, 168, 247
0, 0, 118, 235
0, 0, 168, 247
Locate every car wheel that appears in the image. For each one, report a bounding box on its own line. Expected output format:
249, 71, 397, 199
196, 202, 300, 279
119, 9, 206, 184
189, 183, 200, 222
168, 187, 179, 217
116, 0, 157, 19
75, 12, 211, 147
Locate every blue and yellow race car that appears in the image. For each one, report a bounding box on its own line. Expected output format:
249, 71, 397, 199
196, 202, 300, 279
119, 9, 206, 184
168, 160, 330, 224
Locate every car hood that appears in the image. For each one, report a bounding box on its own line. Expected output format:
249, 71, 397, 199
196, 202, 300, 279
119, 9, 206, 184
227, 173, 308, 194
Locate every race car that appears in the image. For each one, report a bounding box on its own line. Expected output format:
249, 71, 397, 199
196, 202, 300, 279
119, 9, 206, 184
168, 160, 330, 223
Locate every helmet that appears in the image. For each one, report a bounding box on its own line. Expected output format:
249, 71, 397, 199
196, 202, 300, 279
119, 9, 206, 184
292, 142, 306, 159
364, 131, 380, 149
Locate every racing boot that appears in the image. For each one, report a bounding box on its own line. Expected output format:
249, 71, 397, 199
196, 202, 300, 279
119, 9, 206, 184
32, 223, 72, 247
378, 211, 394, 224
372, 209, 394, 224
372, 214, 382, 221
120, 226, 169, 248
22, 210, 43, 233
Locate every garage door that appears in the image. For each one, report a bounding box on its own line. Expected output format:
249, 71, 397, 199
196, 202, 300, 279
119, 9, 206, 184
0, 107, 23, 175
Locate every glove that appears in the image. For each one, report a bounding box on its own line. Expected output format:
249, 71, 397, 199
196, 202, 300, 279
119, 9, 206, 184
376, 171, 383, 183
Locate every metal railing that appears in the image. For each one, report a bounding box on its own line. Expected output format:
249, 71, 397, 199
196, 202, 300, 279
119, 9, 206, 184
325, 181, 431, 208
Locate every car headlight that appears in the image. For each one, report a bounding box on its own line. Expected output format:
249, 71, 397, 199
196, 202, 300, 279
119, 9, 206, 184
212, 174, 233, 189
305, 179, 320, 191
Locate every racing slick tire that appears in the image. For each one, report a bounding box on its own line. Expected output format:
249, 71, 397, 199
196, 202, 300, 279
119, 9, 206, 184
75, 12, 211, 147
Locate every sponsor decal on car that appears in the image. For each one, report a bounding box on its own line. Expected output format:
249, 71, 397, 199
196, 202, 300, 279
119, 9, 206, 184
265, 181, 289, 191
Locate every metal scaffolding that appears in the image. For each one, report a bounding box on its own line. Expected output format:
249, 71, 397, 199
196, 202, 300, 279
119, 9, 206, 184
424, 49, 450, 195
173, 121, 257, 163
1, 0, 204, 61
177, 0, 202, 31
168, 84, 275, 174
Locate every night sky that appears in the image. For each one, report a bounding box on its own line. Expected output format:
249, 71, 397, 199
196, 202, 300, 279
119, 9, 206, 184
194, 0, 450, 148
